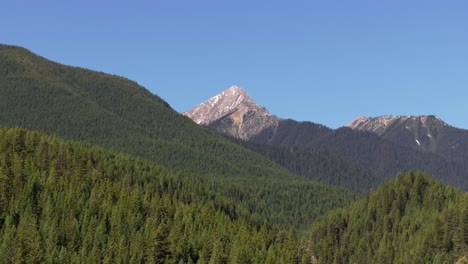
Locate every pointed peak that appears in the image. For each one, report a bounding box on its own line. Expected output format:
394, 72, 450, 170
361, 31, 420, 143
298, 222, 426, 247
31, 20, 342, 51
354, 115, 368, 122
226, 84, 243, 91
214, 85, 257, 108
420, 115, 448, 125
183, 85, 269, 126
347, 115, 368, 129
222, 85, 250, 97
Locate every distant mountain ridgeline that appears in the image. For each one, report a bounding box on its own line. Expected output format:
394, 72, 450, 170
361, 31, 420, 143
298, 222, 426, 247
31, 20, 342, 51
0, 45, 315, 181
5, 126, 465, 263
348, 114, 468, 162
0, 45, 355, 232
1, 44, 468, 264
185, 86, 468, 193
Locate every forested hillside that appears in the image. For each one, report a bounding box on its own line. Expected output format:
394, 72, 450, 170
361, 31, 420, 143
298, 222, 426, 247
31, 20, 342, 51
2, 128, 466, 263
0, 126, 347, 263
231, 126, 468, 193
3, 44, 467, 264
312, 128, 468, 191
0, 44, 304, 180
186, 86, 468, 193
305, 171, 468, 264
0, 45, 357, 232
348, 115, 468, 163
235, 139, 378, 194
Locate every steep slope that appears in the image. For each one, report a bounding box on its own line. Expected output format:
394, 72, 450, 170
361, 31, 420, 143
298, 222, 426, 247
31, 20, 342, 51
0, 127, 310, 263
348, 115, 468, 162
233, 138, 379, 194
185, 87, 378, 192
305, 171, 468, 264
251, 118, 331, 146
184, 86, 330, 144
0, 45, 356, 231
311, 127, 468, 190
186, 88, 468, 193
184, 85, 280, 140
0, 45, 300, 180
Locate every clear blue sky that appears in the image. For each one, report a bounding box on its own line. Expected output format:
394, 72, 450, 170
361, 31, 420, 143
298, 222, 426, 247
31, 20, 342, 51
3, 0, 468, 128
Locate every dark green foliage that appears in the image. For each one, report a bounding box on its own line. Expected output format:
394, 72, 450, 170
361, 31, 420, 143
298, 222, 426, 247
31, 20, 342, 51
250, 123, 468, 193
235, 139, 378, 194
4, 44, 468, 263
358, 115, 468, 164
249, 119, 331, 147
0, 127, 304, 262
0, 45, 356, 231
0, 45, 303, 181
306, 171, 468, 263
245, 117, 468, 193
312, 128, 468, 191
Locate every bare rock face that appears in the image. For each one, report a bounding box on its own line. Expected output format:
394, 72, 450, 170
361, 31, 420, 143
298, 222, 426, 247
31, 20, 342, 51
347, 115, 449, 150
348, 115, 447, 133
347, 115, 403, 134
183, 85, 279, 140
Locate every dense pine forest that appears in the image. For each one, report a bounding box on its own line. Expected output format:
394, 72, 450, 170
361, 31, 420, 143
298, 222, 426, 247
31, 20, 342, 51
246, 122, 468, 193
1, 45, 468, 263
0, 44, 356, 231
203, 102, 468, 194
0, 44, 300, 180
2, 128, 467, 263
0, 127, 309, 263
234, 138, 378, 194
307, 172, 468, 263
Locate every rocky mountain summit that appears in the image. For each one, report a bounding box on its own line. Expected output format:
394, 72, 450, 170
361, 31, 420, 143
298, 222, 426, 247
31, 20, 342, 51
347, 115, 448, 134
347, 115, 450, 151
185, 86, 468, 192
183, 85, 279, 140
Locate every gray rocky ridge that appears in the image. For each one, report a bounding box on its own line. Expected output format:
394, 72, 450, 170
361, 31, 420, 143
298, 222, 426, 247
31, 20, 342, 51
347, 115, 447, 134
183, 85, 279, 140
347, 115, 449, 150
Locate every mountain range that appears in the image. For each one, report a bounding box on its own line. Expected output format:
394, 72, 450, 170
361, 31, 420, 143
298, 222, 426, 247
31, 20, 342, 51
348, 114, 468, 162
0, 44, 354, 231
185, 85, 468, 192
184, 85, 280, 141
1, 44, 468, 263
